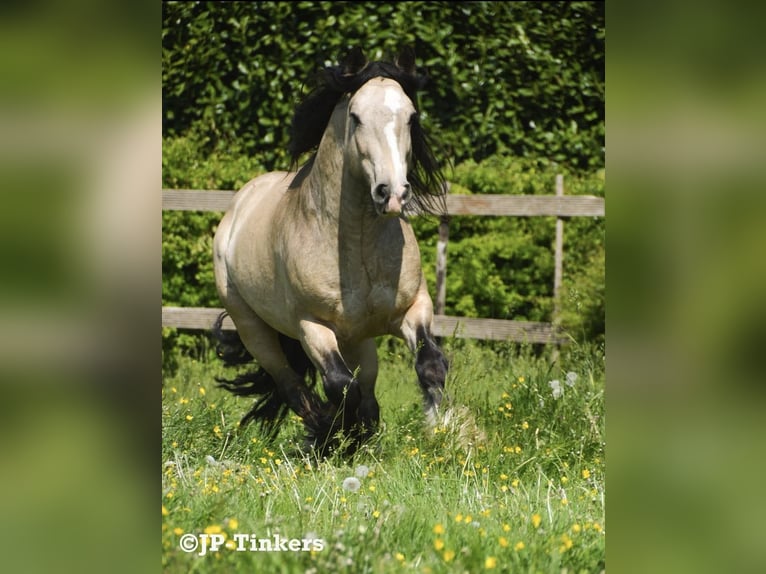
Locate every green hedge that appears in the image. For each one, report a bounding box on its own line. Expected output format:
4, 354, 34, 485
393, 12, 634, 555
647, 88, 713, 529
162, 1, 604, 171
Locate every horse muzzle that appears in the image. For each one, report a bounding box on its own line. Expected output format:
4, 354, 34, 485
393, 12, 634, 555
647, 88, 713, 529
372, 182, 412, 217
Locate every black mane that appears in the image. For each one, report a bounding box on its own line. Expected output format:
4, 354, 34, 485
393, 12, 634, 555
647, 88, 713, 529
288, 48, 447, 216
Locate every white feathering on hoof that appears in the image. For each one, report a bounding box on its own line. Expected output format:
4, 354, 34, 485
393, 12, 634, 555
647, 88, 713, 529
432, 405, 487, 451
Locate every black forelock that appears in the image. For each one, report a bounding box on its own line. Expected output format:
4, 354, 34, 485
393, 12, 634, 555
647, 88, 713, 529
288, 58, 426, 165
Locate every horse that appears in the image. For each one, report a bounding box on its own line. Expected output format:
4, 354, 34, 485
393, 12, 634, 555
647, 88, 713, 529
212, 47, 449, 455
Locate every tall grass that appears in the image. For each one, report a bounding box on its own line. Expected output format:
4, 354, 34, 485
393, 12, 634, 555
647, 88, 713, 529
162, 339, 604, 573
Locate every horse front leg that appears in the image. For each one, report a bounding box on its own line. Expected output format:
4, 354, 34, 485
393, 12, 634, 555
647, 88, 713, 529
299, 318, 362, 450
340, 338, 380, 441
398, 287, 449, 427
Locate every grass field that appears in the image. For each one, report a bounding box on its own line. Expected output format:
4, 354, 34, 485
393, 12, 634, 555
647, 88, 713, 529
162, 337, 605, 573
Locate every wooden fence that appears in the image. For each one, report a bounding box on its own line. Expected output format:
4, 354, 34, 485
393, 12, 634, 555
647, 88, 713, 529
162, 178, 604, 344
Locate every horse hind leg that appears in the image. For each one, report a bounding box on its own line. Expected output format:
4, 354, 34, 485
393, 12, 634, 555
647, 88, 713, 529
212, 307, 329, 444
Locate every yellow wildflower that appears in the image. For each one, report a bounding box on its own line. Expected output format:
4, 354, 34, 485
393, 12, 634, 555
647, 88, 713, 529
434, 539, 445, 551
582, 469, 591, 479
514, 541, 525, 551
499, 536, 509, 547
531, 514, 542, 528
198, 387, 206, 396
395, 552, 405, 562
485, 556, 497, 569
204, 525, 223, 535
433, 523, 445, 535
162, 505, 169, 516
173, 527, 183, 535
443, 550, 455, 562
502, 524, 511, 532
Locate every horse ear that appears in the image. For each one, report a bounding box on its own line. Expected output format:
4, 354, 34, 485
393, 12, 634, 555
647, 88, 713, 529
340, 47, 367, 76
396, 46, 417, 76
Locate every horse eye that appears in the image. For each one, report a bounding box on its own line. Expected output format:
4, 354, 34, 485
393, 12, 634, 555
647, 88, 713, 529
349, 112, 362, 126
408, 112, 419, 125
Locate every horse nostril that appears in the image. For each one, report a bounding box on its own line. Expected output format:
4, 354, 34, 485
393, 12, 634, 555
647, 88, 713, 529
401, 183, 412, 204
373, 183, 389, 201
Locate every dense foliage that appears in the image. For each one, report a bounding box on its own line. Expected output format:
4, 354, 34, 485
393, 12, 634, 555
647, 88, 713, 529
162, 2, 605, 352
162, 1, 604, 171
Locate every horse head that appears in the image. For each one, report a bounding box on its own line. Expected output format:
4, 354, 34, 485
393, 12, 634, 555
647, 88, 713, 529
346, 76, 417, 216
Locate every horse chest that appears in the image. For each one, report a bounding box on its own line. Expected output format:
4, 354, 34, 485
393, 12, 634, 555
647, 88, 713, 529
334, 256, 419, 331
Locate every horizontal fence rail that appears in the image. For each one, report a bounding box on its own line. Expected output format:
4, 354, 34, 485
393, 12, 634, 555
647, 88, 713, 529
162, 186, 603, 344
161, 306, 566, 344
161, 189, 605, 217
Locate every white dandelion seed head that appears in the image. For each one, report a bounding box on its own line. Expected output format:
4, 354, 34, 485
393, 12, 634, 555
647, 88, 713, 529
205, 455, 218, 466
549, 380, 563, 399
342, 477, 361, 492
565, 372, 578, 387
355, 465, 370, 478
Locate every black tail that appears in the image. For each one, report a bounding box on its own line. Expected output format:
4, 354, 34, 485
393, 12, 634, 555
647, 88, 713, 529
211, 312, 318, 440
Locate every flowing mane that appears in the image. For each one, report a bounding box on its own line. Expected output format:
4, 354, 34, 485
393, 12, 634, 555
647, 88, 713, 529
288, 48, 447, 216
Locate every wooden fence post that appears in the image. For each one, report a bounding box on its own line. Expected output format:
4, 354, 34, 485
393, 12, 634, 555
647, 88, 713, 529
552, 174, 564, 362
435, 214, 449, 316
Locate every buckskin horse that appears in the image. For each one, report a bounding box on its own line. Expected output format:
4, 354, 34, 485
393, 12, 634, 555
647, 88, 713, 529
213, 47, 449, 455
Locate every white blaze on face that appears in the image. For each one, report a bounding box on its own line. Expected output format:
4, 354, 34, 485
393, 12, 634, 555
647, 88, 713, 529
383, 87, 406, 185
